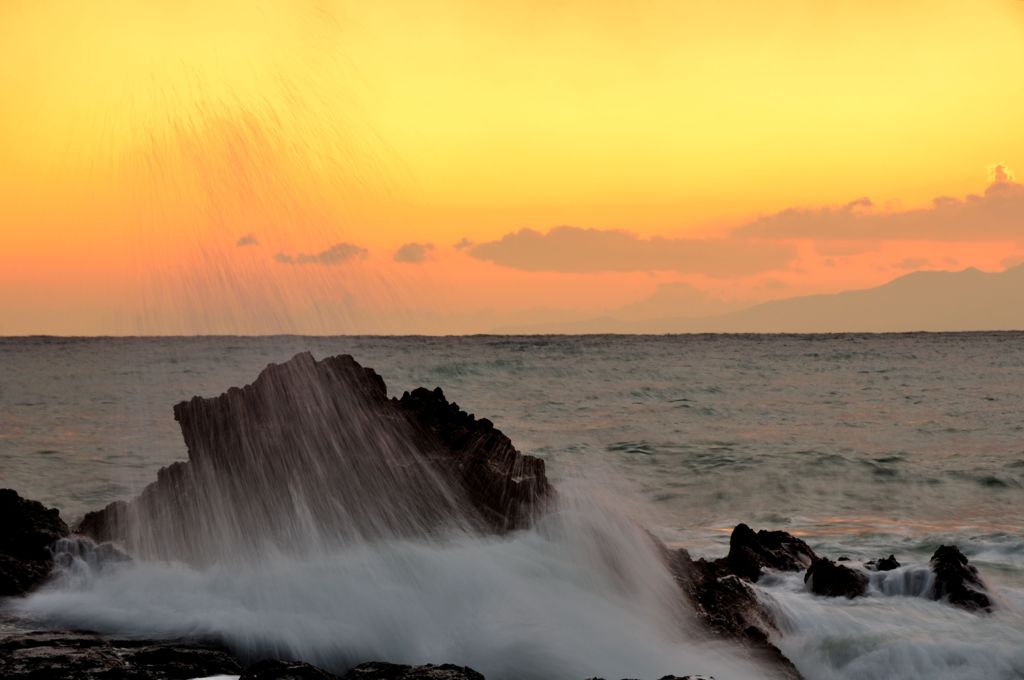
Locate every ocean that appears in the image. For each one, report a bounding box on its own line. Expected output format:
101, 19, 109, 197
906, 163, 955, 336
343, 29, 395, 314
2, 334, 1023, 679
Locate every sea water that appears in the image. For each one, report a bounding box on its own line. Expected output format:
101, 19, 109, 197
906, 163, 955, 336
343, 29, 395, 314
1, 334, 1022, 678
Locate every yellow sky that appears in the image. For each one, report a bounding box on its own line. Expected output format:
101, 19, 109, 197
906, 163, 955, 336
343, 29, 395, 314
2, 0, 1023, 333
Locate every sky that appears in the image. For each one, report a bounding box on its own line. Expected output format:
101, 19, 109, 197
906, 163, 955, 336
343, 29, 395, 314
1, 0, 1023, 334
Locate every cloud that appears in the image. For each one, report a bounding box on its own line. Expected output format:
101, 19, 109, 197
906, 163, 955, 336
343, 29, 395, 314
736, 173, 1024, 242
454, 238, 474, 251
468, 226, 795, 276
236, 234, 258, 247
813, 240, 880, 256
274, 242, 367, 265
991, 163, 1015, 184
393, 242, 434, 264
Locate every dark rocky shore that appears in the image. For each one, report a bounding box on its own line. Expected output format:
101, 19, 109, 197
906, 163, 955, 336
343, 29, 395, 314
0, 353, 996, 679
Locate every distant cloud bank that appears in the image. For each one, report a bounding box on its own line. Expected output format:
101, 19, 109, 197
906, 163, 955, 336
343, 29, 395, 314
236, 234, 258, 247
274, 242, 368, 265
736, 175, 1024, 242
469, 226, 795, 276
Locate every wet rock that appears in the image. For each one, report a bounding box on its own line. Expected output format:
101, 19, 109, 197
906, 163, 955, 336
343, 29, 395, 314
79, 353, 551, 559
0, 631, 241, 679
669, 549, 802, 679
242, 659, 341, 679
874, 554, 900, 571
725, 523, 818, 582
804, 558, 868, 598
930, 545, 992, 612
0, 489, 69, 596
396, 386, 550, 532
343, 662, 485, 680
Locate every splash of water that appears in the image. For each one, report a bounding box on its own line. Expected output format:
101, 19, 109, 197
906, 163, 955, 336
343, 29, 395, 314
16, 485, 772, 680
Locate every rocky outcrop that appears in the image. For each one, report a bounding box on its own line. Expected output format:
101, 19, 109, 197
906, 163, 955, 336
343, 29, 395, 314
0, 631, 241, 679
724, 523, 817, 582
866, 554, 900, 571
667, 525, 809, 679
804, 558, 868, 598
396, 387, 549, 532
0, 489, 69, 596
930, 545, 992, 612
78, 353, 551, 560
343, 662, 484, 680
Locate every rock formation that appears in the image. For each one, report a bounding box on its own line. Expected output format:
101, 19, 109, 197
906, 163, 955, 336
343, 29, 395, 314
0, 631, 241, 680
723, 523, 817, 582
78, 353, 551, 560
343, 662, 485, 680
240, 659, 343, 680
866, 554, 900, 571
0, 489, 69, 596
930, 545, 992, 612
667, 525, 811, 679
804, 557, 868, 598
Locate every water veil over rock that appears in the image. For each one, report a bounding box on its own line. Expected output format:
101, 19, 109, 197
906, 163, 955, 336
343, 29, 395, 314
79, 353, 551, 561
13, 353, 785, 680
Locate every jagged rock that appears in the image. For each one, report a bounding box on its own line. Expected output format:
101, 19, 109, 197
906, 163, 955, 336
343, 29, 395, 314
0, 489, 69, 596
397, 386, 549, 532
725, 523, 818, 582
343, 661, 485, 680
78, 353, 550, 560
930, 545, 992, 612
868, 557, 901, 569
0, 631, 241, 679
242, 659, 342, 679
804, 558, 868, 598
669, 548, 801, 679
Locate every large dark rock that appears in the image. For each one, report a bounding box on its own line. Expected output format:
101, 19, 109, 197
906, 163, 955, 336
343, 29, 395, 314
669, 548, 802, 679
725, 523, 818, 582
0, 489, 69, 596
78, 353, 551, 560
930, 545, 992, 612
0, 631, 241, 679
397, 386, 549, 532
804, 558, 868, 598
343, 662, 485, 680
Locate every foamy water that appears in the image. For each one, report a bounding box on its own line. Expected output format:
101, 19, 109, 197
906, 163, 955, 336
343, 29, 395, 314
2, 334, 1024, 678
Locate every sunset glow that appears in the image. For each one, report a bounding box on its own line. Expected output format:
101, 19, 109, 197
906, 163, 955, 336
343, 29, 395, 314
3, 0, 1024, 334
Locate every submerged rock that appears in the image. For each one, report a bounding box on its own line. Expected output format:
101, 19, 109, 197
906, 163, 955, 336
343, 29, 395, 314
0, 489, 69, 596
79, 353, 551, 560
343, 662, 484, 680
0, 631, 241, 679
804, 558, 868, 598
930, 545, 992, 612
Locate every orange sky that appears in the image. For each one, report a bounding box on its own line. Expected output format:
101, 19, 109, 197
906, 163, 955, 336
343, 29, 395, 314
2, 0, 1023, 334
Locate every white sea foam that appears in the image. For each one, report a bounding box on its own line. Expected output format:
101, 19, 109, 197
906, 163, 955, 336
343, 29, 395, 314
761, 571, 1024, 680
13, 491, 772, 680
